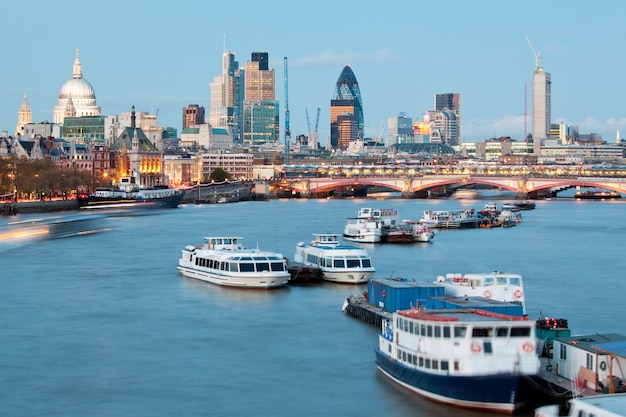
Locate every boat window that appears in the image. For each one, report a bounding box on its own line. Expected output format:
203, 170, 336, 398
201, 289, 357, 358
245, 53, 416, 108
240, 257, 253, 261
221, 262, 228, 271
443, 326, 451, 338
228, 263, 237, 272
472, 327, 492, 337
483, 277, 494, 286
510, 327, 531, 337
427, 325, 433, 337
484, 342, 493, 354
454, 326, 467, 338
402, 351, 407, 362
441, 360, 449, 371
333, 259, 345, 268
253, 256, 267, 261
496, 277, 507, 285
346, 258, 360, 268
256, 262, 270, 272
496, 327, 509, 337
425, 359, 431, 369
361, 258, 372, 268
409, 321, 414, 334
420, 324, 426, 336
239, 263, 255, 272
223, 238, 231, 244
509, 277, 521, 286
419, 357, 424, 367
397, 350, 401, 360
270, 262, 285, 272
434, 326, 441, 338
432, 360, 439, 370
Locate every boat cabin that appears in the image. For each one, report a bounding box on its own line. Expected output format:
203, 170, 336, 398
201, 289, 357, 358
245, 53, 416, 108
204, 236, 245, 251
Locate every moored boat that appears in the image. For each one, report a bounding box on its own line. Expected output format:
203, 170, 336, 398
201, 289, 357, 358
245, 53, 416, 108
535, 393, 626, 417
79, 176, 184, 210
294, 233, 375, 284
434, 271, 527, 315
343, 208, 382, 243
575, 190, 622, 200
375, 308, 540, 414
177, 236, 290, 289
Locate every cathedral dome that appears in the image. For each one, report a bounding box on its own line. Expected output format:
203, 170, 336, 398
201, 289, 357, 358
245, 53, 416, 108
59, 77, 95, 100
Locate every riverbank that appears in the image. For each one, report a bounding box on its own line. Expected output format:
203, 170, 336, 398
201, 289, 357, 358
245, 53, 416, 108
3, 199, 79, 215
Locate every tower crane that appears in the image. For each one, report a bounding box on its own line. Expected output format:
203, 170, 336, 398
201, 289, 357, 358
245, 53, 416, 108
524, 35, 541, 70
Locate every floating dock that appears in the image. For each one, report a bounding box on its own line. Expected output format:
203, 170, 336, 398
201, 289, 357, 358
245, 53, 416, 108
287, 262, 321, 283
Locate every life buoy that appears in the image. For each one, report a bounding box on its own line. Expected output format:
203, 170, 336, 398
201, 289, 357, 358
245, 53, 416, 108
382, 289, 386, 297
522, 341, 534, 353
514, 290, 523, 298
471, 342, 481, 353
483, 290, 492, 298
600, 361, 607, 371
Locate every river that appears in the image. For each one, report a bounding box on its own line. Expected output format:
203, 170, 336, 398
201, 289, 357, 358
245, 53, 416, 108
1, 196, 625, 417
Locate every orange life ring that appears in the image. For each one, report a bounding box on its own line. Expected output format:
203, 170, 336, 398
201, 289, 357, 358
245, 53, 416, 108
382, 289, 386, 297
522, 341, 534, 353
514, 290, 523, 298
483, 290, 492, 298
471, 342, 481, 353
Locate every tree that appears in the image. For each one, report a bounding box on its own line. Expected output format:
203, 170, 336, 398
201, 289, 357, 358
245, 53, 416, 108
208, 168, 230, 182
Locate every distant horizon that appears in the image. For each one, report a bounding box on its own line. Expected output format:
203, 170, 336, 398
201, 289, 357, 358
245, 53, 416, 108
1, 1, 624, 143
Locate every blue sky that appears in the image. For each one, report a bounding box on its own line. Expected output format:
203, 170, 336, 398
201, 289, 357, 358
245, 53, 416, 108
1, 0, 624, 144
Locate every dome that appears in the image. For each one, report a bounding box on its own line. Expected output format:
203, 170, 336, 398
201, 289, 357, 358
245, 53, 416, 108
59, 78, 95, 100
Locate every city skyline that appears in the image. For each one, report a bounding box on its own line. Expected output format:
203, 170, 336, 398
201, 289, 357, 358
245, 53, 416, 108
1, 0, 624, 144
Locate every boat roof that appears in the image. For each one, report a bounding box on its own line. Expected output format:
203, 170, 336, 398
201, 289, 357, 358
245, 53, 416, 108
397, 309, 530, 323
204, 236, 244, 241
555, 333, 626, 354
569, 393, 626, 416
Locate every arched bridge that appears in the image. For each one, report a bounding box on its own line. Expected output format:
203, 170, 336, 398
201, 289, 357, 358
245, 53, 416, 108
271, 176, 626, 198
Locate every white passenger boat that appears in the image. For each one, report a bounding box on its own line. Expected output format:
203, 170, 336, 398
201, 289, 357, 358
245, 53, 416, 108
418, 208, 482, 229
376, 308, 540, 413
434, 271, 526, 315
343, 208, 382, 243
294, 233, 375, 284
402, 220, 435, 242
177, 237, 290, 289
535, 393, 626, 417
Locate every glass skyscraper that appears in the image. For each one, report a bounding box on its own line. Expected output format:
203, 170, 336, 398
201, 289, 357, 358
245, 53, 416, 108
330, 65, 364, 149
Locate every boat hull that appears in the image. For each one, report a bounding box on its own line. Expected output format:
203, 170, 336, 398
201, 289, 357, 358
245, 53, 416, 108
375, 348, 535, 413
80, 193, 184, 210
177, 264, 289, 289
321, 269, 374, 284
343, 233, 381, 243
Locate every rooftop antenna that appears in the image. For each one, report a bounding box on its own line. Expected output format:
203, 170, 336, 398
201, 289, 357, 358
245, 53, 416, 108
524, 35, 542, 70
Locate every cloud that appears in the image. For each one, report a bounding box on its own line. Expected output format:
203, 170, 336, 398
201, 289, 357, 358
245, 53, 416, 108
463, 114, 526, 140
291, 49, 398, 69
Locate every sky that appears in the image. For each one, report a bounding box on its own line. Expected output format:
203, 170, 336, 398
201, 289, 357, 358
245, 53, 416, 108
1, 0, 625, 144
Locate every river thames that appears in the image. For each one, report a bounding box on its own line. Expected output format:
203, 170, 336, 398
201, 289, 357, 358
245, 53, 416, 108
1, 196, 625, 417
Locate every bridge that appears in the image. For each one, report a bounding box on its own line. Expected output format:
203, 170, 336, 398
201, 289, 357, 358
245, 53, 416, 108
268, 175, 626, 199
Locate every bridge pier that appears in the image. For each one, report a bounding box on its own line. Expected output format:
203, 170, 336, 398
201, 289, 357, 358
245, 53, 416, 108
402, 191, 416, 199
515, 191, 529, 200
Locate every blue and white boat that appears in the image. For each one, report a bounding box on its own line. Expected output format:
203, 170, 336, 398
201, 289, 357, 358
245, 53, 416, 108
294, 233, 375, 284
375, 308, 540, 414
177, 237, 290, 289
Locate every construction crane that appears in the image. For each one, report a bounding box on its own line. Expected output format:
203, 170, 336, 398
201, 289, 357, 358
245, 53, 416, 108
524, 35, 541, 70
305, 108, 320, 149
283, 57, 291, 164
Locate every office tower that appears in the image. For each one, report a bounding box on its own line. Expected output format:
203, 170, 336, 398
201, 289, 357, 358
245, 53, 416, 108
330, 65, 363, 150
243, 52, 278, 144
386, 113, 414, 147
183, 104, 205, 129
428, 109, 459, 146
435, 93, 461, 142
532, 64, 551, 140
209, 50, 243, 142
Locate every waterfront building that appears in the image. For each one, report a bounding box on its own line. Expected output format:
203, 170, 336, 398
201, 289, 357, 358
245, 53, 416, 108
110, 110, 165, 150
15, 93, 32, 137
180, 125, 232, 150
435, 93, 461, 142
62, 115, 106, 143
457, 138, 534, 160
52, 49, 101, 125
183, 105, 205, 129
163, 154, 201, 186
108, 107, 165, 188
551, 122, 579, 145
243, 52, 279, 145
330, 66, 364, 150
532, 56, 551, 141
386, 113, 414, 147
201, 152, 253, 180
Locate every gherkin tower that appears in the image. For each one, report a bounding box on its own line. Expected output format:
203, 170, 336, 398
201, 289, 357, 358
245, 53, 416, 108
330, 65, 364, 149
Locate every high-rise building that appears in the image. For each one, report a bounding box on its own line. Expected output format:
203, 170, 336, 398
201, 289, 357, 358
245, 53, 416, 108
531, 60, 551, 140
243, 52, 279, 144
183, 104, 205, 129
386, 113, 414, 147
428, 109, 459, 146
330, 66, 363, 150
209, 50, 244, 142
435, 93, 461, 142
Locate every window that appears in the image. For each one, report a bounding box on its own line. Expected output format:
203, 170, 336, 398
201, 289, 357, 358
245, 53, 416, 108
586, 353, 593, 370
361, 258, 372, 267
510, 327, 531, 337
270, 262, 285, 272
427, 325, 433, 337
256, 262, 270, 272
454, 327, 467, 338
239, 263, 255, 272
560, 344, 567, 360
472, 327, 492, 337
443, 326, 451, 338
346, 258, 360, 268
434, 326, 441, 338
496, 327, 509, 337
484, 342, 493, 354
441, 360, 449, 371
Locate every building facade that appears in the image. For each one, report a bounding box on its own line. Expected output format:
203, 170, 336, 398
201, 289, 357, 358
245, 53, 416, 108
330, 66, 364, 150
183, 104, 205, 129
201, 152, 253, 180
15, 93, 32, 137
386, 113, 414, 146
53, 49, 101, 124
243, 52, 278, 144
435, 93, 461, 142
532, 64, 551, 140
